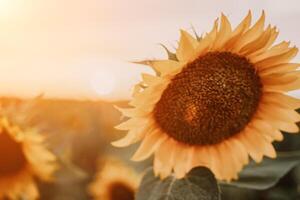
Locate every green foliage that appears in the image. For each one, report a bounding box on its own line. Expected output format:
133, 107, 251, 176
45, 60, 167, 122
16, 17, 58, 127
136, 151, 300, 199
159, 44, 178, 61
136, 167, 220, 200
221, 151, 300, 190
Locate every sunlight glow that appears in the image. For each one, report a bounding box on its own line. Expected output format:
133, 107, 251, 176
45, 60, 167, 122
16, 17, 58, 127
0, 0, 21, 18
90, 69, 116, 97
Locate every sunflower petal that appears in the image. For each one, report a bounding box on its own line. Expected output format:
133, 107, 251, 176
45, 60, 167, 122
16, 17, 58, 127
115, 118, 147, 130
262, 92, 300, 109
241, 129, 264, 162
129, 83, 167, 107
262, 73, 298, 86
196, 19, 219, 55
213, 13, 232, 50
250, 119, 283, 141
224, 11, 252, 50
255, 47, 298, 69
132, 83, 143, 97
218, 143, 237, 181
147, 60, 182, 76
264, 78, 300, 92
260, 63, 300, 76
233, 11, 265, 51
141, 73, 164, 86
176, 30, 198, 61
131, 130, 167, 161
154, 138, 176, 179
249, 26, 279, 57
114, 106, 151, 117
112, 124, 152, 147
259, 104, 300, 123
173, 145, 189, 178
250, 41, 290, 63
257, 111, 299, 133
239, 25, 272, 55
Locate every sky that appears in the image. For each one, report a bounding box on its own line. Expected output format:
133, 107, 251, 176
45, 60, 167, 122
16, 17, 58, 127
0, 0, 299, 100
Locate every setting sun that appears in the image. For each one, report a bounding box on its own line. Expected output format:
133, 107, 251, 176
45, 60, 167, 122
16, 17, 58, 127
90, 69, 116, 97
0, 0, 22, 18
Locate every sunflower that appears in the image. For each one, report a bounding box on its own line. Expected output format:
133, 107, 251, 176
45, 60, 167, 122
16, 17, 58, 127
0, 117, 57, 199
88, 157, 140, 200
113, 11, 300, 181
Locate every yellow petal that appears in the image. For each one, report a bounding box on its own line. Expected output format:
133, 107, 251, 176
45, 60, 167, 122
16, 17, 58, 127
173, 145, 189, 178
195, 19, 219, 55
224, 11, 252, 50
241, 129, 263, 162
213, 13, 232, 50
132, 83, 143, 97
233, 11, 265, 51
154, 138, 176, 179
141, 73, 164, 86
262, 92, 300, 109
223, 141, 243, 175
272, 129, 284, 141
148, 60, 182, 76
218, 142, 237, 181
259, 104, 300, 123
250, 119, 283, 141
114, 106, 151, 117
262, 73, 298, 86
115, 118, 147, 130
208, 146, 222, 179
131, 130, 167, 161
231, 137, 249, 165
193, 146, 211, 167
176, 30, 198, 62
129, 83, 167, 107
249, 26, 278, 57
260, 63, 300, 76
185, 147, 196, 173
256, 110, 299, 133
264, 78, 300, 92
262, 142, 276, 158
255, 47, 298, 69
112, 124, 153, 147
250, 129, 276, 158
279, 122, 299, 133
250, 41, 290, 63
239, 25, 272, 55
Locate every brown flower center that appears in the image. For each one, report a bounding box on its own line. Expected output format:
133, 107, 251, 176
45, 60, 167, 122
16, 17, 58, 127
153, 52, 262, 145
108, 181, 135, 200
0, 130, 27, 176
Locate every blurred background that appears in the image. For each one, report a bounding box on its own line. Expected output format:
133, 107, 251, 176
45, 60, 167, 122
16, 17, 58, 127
0, 0, 300, 100
0, 0, 300, 199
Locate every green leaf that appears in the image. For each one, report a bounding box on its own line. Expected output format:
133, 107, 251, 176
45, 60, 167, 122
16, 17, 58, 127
136, 167, 220, 200
190, 25, 202, 41
159, 43, 178, 61
221, 151, 300, 190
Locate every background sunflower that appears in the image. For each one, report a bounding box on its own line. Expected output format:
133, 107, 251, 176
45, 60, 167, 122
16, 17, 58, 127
0, 116, 57, 199
88, 157, 140, 200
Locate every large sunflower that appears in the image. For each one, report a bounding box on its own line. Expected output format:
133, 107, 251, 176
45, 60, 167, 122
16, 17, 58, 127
88, 157, 140, 200
0, 117, 57, 199
113, 11, 300, 181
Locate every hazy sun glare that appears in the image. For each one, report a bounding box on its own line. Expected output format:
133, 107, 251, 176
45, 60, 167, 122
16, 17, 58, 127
0, 0, 299, 101
91, 69, 116, 97
0, 0, 20, 17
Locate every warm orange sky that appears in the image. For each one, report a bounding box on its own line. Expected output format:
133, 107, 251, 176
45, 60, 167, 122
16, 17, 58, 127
0, 0, 299, 100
